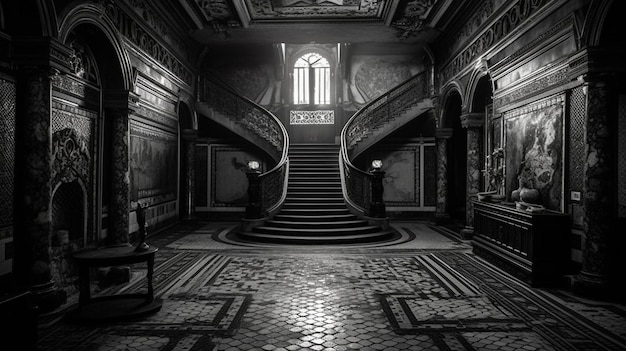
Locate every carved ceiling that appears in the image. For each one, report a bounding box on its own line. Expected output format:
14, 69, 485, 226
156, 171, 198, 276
181, 0, 451, 51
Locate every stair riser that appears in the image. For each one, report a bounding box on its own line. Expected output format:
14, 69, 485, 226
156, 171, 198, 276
264, 221, 369, 229
253, 227, 381, 236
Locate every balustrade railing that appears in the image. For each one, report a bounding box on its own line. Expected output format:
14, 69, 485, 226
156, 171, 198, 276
340, 71, 430, 214
198, 74, 289, 217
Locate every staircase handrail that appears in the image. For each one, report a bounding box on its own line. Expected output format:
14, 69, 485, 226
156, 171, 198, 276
198, 73, 290, 216
339, 71, 430, 213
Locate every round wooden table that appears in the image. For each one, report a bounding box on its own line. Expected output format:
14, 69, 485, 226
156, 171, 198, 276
66, 245, 162, 323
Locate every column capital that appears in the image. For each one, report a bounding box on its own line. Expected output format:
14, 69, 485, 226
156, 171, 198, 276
435, 128, 453, 139
460, 113, 484, 128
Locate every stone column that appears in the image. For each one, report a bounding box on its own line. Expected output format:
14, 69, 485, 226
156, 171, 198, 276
460, 113, 484, 239
573, 79, 615, 297
13, 67, 65, 311
181, 129, 197, 220
435, 128, 453, 224
104, 91, 139, 246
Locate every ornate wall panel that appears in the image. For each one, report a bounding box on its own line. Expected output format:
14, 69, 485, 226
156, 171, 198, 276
368, 142, 436, 209
0, 78, 16, 234
129, 121, 178, 205
209, 145, 264, 208
290, 110, 334, 125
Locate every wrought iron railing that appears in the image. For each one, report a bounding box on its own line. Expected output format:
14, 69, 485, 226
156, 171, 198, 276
340, 72, 430, 214
198, 74, 289, 215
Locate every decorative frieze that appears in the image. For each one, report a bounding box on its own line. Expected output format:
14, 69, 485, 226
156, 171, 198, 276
493, 67, 569, 109
441, 0, 548, 83
52, 75, 99, 103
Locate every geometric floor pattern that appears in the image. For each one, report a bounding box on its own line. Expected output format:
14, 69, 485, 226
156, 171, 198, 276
36, 221, 626, 351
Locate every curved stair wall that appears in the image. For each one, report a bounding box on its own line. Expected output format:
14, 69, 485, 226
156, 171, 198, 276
340, 71, 434, 215
197, 74, 289, 217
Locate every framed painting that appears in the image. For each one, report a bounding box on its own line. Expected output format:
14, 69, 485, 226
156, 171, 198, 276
503, 95, 564, 211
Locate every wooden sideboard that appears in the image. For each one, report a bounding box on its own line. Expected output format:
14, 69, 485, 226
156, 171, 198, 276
472, 201, 570, 287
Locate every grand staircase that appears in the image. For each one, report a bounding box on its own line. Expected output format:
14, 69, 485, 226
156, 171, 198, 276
237, 143, 396, 245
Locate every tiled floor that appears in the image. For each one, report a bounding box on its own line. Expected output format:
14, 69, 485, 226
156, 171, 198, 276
36, 221, 626, 351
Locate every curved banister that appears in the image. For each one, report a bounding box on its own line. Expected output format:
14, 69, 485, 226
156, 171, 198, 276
198, 73, 290, 216
340, 71, 430, 213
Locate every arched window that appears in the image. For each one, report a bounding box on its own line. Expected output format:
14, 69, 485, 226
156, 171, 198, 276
293, 52, 330, 105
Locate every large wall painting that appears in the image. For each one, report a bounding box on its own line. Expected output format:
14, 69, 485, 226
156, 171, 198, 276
504, 95, 564, 211
210, 145, 265, 208
130, 121, 178, 206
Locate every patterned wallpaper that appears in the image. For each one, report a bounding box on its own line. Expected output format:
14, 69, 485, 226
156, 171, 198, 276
354, 60, 413, 101
0, 79, 16, 233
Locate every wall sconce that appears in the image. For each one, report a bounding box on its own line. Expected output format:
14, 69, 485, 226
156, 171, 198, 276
371, 159, 383, 170
248, 160, 260, 171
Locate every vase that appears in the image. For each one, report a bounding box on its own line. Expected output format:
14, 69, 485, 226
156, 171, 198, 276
520, 187, 539, 203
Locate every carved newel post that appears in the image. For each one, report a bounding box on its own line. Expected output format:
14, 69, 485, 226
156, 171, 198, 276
245, 161, 263, 220
368, 160, 386, 218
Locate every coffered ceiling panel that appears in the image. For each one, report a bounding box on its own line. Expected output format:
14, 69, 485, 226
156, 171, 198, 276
181, 0, 451, 48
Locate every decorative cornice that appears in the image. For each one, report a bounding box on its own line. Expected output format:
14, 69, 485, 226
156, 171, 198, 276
460, 113, 484, 128
441, 0, 549, 84
502, 93, 564, 119
493, 67, 569, 110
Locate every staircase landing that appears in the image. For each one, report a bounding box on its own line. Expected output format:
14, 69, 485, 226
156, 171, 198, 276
238, 143, 396, 245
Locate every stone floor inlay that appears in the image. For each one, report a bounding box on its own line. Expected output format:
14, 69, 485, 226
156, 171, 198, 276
35, 221, 626, 351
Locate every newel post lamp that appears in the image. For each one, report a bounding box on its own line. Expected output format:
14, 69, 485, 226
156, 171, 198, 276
368, 159, 386, 218
245, 160, 263, 219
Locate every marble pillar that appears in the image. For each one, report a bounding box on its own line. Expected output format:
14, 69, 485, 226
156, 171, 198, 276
13, 67, 65, 311
182, 129, 197, 220
573, 80, 615, 297
107, 108, 131, 245
435, 128, 453, 223
460, 113, 484, 239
